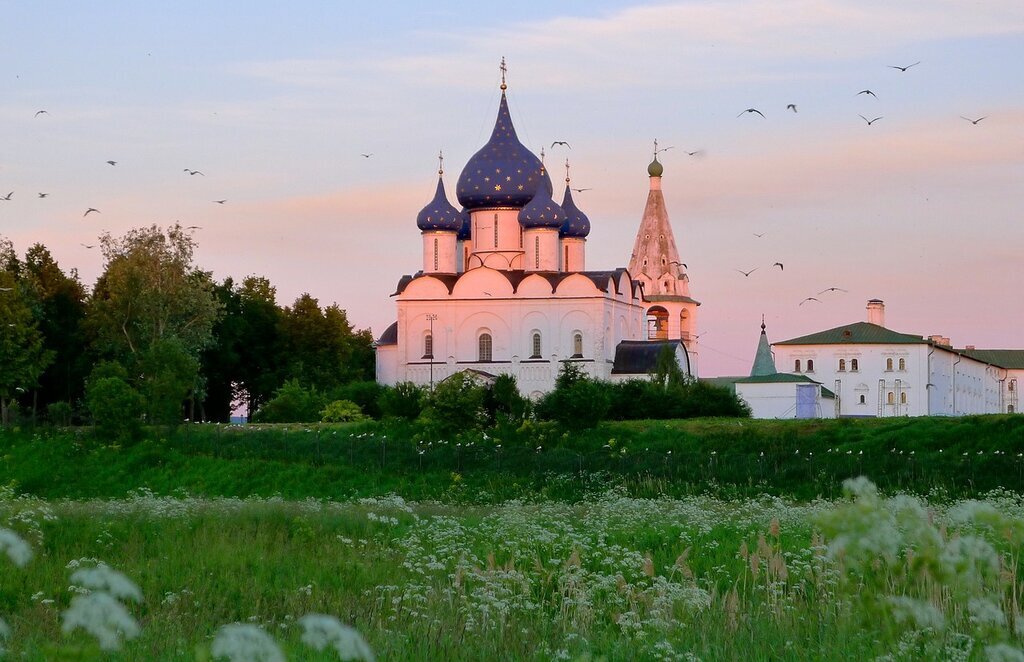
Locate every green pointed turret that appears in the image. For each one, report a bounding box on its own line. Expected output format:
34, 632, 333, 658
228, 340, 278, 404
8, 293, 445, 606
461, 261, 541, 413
750, 318, 777, 377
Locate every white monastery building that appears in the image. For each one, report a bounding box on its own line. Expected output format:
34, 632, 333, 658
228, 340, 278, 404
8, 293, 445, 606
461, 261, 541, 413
375, 70, 698, 397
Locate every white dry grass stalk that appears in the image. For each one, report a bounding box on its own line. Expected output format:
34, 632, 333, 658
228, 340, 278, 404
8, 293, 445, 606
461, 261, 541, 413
0, 615, 9, 655
211, 623, 285, 662
299, 614, 376, 661
0, 528, 32, 567
70, 565, 143, 603
60, 592, 141, 651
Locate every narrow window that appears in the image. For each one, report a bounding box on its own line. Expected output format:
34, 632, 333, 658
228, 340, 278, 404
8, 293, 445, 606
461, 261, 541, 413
886, 358, 893, 371
898, 358, 906, 371
433, 237, 438, 271
851, 359, 859, 372
519, 226, 523, 248
858, 394, 866, 404
478, 333, 492, 362
564, 245, 569, 271
794, 359, 801, 372
424, 333, 433, 359
494, 214, 498, 248
464, 246, 469, 268
534, 236, 540, 269
573, 333, 583, 357
1011, 380, 1017, 392
887, 391, 895, 404
900, 392, 907, 404
531, 333, 541, 359
807, 359, 815, 372
838, 359, 846, 372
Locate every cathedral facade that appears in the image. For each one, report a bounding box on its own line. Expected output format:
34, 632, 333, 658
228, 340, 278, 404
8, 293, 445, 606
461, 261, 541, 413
375, 74, 697, 397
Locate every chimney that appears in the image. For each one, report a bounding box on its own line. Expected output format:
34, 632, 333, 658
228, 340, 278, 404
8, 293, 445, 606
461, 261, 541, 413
866, 299, 885, 327
966, 345, 975, 350
928, 335, 951, 347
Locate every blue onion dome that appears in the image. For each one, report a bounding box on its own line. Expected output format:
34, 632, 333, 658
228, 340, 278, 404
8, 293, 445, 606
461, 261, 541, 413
416, 173, 462, 232
457, 91, 550, 210
456, 207, 471, 240
559, 184, 591, 238
518, 168, 566, 229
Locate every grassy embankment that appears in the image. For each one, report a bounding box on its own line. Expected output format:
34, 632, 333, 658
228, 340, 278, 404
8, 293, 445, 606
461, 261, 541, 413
2, 415, 1023, 501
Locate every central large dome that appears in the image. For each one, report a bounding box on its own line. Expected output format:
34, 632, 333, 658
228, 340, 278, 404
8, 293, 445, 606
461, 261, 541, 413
457, 92, 550, 210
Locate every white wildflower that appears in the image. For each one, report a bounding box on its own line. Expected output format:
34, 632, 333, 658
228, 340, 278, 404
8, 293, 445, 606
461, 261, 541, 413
985, 644, 1024, 662
61, 592, 141, 651
886, 596, 945, 630
0, 528, 32, 567
211, 623, 285, 662
299, 614, 375, 661
70, 565, 143, 603
968, 597, 1006, 628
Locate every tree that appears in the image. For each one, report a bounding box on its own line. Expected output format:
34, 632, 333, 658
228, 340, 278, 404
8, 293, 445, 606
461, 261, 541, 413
0, 269, 53, 426
88, 224, 221, 424
279, 294, 373, 392
85, 362, 144, 441
235, 276, 285, 418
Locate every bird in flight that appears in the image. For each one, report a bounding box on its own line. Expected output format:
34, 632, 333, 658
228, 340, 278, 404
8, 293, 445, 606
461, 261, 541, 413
669, 260, 688, 269
84, 208, 100, 216
185, 225, 202, 230
360, 153, 373, 158
655, 145, 674, 154
38, 192, 48, 198
960, 116, 986, 125
889, 61, 920, 72
799, 297, 821, 305
859, 115, 883, 125
683, 149, 703, 156
0, 192, 12, 201
183, 169, 204, 176
550, 141, 571, 149
753, 232, 766, 238
106, 160, 117, 166
818, 287, 848, 294
786, 104, 797, 113
772, 262, 784, 271
213, 199, 227, 204
735, 268, 758, 277
80, 243, 96, 249
34, 110, 48, 117
857, 90, 877, 98
737, 108, 765, 118
571, 188, 592, 193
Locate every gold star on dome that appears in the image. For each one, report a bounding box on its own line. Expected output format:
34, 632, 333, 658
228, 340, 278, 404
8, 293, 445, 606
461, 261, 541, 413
517, 185, 524, 191
506, 176, 511, 181
495, 184, 502, 191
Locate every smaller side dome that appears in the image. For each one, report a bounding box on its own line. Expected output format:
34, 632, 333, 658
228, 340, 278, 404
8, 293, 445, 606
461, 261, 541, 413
518, 170, 566, 229
456, 207, 471, 240
559, 185, 590, 238
648, 157, 664, 177
416, 175, 462, 232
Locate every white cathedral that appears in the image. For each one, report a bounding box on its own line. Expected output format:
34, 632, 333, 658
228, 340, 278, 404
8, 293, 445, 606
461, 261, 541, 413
375, 73, 697, 397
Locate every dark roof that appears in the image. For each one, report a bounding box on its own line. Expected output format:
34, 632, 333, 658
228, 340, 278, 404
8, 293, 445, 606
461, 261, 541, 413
391, 268, 639, 298
644, 294, 702, 305
775, 321, 925, 346
377, 321, 398, 346
734, 373, 836, 398
611, 340, 688, 375
958, 349, 1024, 370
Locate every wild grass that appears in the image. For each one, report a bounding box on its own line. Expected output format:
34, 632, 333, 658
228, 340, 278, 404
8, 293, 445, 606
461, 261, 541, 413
2, 480, 1024, 659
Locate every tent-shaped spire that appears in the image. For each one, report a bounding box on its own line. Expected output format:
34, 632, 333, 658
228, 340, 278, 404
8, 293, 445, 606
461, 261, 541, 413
750, 316, 777, 377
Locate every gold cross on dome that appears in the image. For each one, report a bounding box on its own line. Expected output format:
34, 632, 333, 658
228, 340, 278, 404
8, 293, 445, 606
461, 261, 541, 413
500, 57, 507, 90
438, 150, 444, 175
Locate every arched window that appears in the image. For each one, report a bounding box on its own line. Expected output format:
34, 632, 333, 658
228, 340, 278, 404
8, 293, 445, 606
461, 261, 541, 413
794, 359, 801, 372
900, 392, 907, 404
887, 391, 895, 404
531, 332, 542, 359
1010, 380, 1016, 392
573, 333, 584, 358
478, 333, 492, 362
806, 359, 815, 372
423, 333, 433, 359
839, 359, 846, 371
851, 359, 859, 372
886, 358, 893, 371
647, 306, 669, 340
898, 358, 906, 371
858, 394, 866, 404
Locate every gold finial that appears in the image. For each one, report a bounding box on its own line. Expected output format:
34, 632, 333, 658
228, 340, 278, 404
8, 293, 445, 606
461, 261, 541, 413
438, 150, 444, 175
565, 158, 571, 184
499, 56, 507, 91
539, 146, 546, 174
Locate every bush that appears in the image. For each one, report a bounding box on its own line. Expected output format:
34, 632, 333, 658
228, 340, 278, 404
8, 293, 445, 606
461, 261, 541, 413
86, 374, 144, 441
47, 401, 74, 427
378, 382, 426, 420
329, 380, 384, 419
535, 363, 611, 430
253, 379, 326, 423
483, 374, 529, 425
421, 372, 487, 435
320, 399, 367, 423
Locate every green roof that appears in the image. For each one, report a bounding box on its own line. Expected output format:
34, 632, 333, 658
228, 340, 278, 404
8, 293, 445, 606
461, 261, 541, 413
734, 373, 836, 398
750, 327, 776, 377
775, 321, 925, 346
959, 349, 1024, 370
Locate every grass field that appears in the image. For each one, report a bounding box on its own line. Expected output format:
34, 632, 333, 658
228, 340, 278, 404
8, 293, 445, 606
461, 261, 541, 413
3, 480, 1024, 659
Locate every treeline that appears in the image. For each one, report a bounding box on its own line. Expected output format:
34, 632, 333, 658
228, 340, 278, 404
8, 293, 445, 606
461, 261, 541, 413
0, 225, 373, 427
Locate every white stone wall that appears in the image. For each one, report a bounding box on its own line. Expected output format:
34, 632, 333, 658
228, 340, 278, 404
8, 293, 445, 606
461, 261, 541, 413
736, 382, 836, 419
